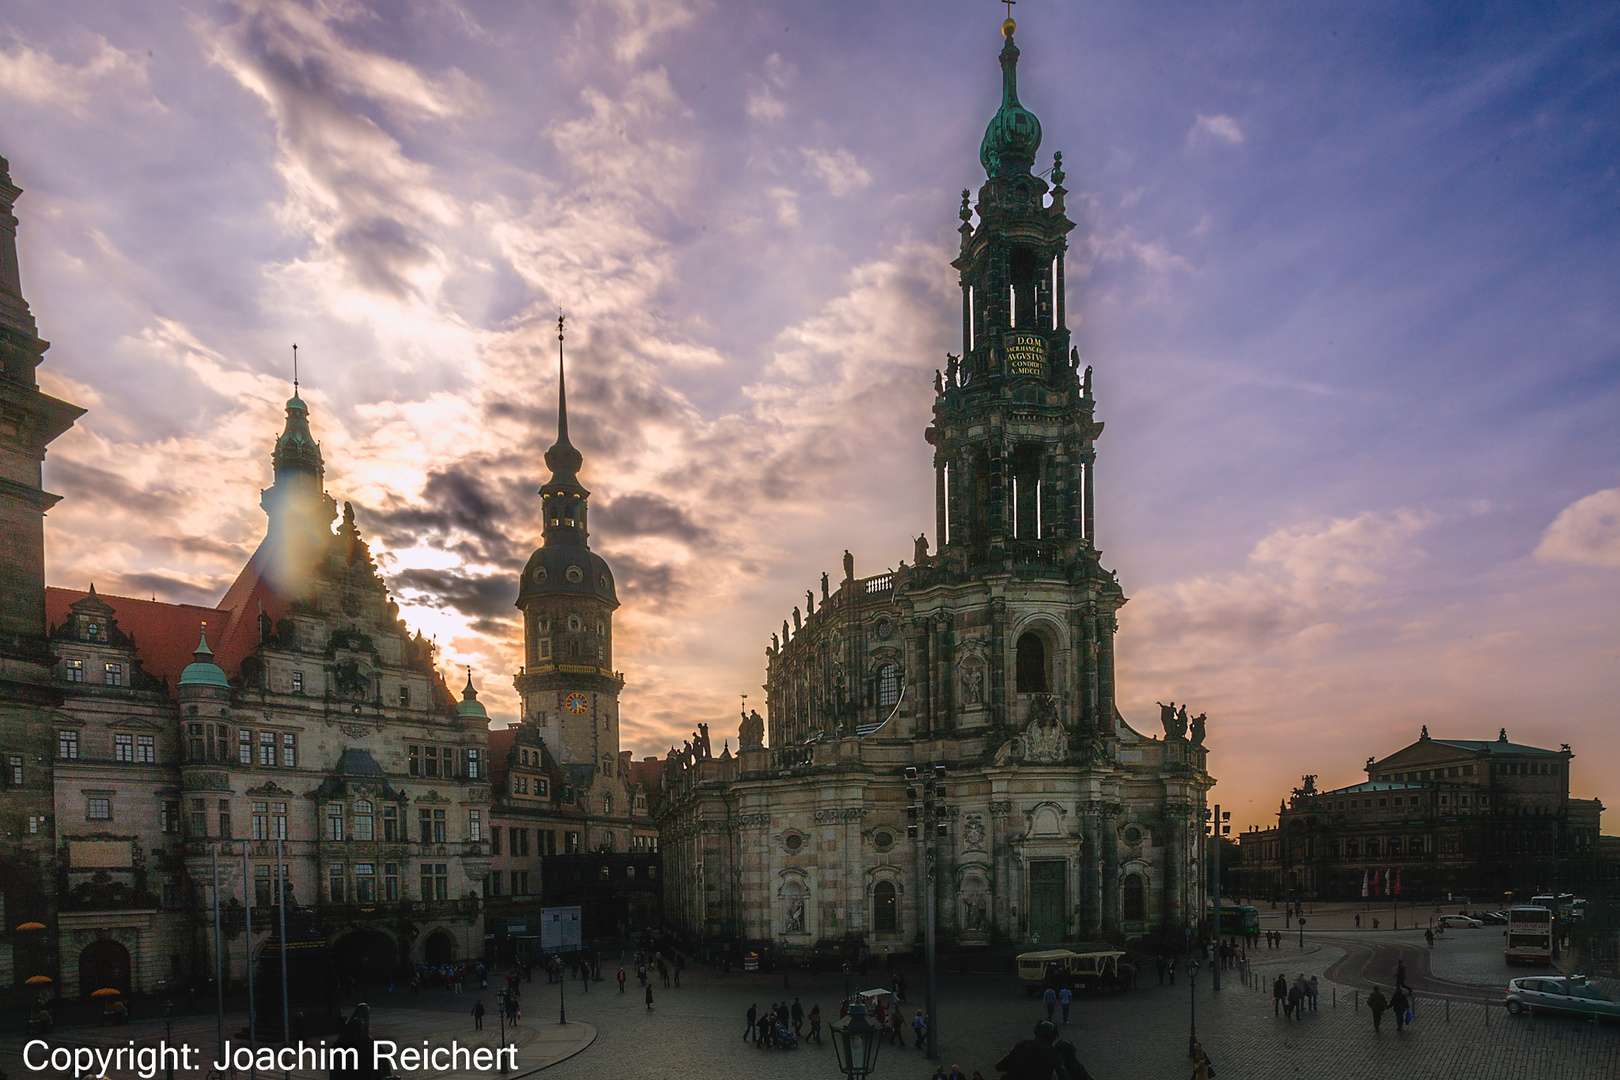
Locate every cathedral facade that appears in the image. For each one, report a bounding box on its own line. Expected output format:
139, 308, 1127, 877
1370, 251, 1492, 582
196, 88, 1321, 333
658, 23, 1215, 955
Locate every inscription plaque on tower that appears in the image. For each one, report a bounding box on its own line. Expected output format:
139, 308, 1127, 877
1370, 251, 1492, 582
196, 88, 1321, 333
1004, 332, 1046, 379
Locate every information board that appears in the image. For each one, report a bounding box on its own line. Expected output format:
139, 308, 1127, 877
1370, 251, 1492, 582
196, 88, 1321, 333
1004, 332, 1047, 379
540, 906, 582, 954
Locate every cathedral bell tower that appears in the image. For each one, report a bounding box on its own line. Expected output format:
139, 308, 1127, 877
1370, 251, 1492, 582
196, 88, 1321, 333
914, 17, 1124, 738
514, 317, 623, 775
929, 17, 1102, 570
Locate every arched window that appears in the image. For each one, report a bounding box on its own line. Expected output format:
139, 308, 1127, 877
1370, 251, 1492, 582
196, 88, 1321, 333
876, 664, 901, 708
873, 880, 898, 934
1016, 632, 1047, 693
1122, 873, 1145, 921
1409, 836, 1424, 855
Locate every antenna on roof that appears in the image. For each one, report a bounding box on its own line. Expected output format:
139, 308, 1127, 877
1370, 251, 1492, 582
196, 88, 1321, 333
292, 343, 299, 393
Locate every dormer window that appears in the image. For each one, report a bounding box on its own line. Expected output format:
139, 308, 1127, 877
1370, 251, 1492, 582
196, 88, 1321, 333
104, 662, 124, 687
64, 658, 84, 683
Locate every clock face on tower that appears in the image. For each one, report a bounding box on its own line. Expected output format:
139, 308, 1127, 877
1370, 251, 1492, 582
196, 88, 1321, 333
564, 692, 588, 714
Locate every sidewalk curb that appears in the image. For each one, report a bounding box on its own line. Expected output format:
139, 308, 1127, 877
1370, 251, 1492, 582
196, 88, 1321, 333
523, 1023, 597, 1076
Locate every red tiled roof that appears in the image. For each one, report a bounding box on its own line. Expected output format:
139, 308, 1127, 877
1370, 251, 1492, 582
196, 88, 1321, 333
46, 587, 231, 689
487, 727, 518, 788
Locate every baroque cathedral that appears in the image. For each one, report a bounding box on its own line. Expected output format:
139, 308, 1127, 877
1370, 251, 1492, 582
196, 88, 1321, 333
658, 21, 1216, 953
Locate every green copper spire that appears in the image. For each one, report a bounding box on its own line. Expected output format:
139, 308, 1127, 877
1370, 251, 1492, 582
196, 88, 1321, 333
979, 20, 1042, 179
272, 347, 323, 482
179, 624, 231, 688
542, 313, 583, 488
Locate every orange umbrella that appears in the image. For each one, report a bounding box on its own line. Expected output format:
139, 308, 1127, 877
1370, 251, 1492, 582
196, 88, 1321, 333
24, 975, 52, 985
90, 987, 122, 997
15, 922, 46, 931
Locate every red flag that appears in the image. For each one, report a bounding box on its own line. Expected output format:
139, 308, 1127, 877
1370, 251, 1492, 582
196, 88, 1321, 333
1394, 870, 1402, 896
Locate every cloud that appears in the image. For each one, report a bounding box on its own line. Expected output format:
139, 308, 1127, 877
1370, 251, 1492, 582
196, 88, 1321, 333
0, 34, 161, 117
1534, 487, 1620, 567
1188, 112, 1244, 146
1123, 509, 1438, 660
803, 147, 871, 195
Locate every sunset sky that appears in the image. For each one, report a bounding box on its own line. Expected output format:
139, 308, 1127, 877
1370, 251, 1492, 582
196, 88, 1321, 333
3, 1, 1617, 831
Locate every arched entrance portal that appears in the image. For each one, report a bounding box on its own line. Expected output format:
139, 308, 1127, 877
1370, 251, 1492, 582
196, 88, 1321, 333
423, 930, 455, 967
333, 930, 398, 987
79, 939, 131, 998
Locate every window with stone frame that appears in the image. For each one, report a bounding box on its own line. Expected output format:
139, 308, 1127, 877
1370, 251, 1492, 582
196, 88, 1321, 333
282, 732, 297, 767
58, 730, 79, 760
114, 733, 134, 762
382, 804, 398, 841
239, 729, 253, 764
136, 735, 154, 763
876, 663, 901, 708
64, 657, 84, 682
260, 730, 277, 766
354, 800, 374, 841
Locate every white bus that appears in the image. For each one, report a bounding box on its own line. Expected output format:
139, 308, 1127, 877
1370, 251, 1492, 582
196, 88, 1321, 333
1506, 905, 1553, 965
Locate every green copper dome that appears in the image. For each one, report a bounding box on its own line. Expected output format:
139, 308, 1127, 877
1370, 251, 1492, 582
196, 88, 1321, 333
456, 671, 489, 721
980, 30, 1042, 179
179, 626, 231, 689
272, 393, 323, 478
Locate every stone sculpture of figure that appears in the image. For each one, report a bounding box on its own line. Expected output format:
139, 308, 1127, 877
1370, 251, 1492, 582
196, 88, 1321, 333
682, 739, 692, 761
946, 353, 959, 387
783, 620, 790, 644
771, 632, 779, 651
1176, 703, 1188, 731
914, 533, 929, 564
792, 607, 801, 631
697, 723, 711, 758
821, 571, 830, 600
934, 368, 944, 394
786, 894, 806, 934
806, 590, 814, 616
1157, 701, 1176, 736
843, 549, 854, 581
739, 709, 766, 750
963, 665, 984, 705
1190, 712, 1207, 745
1083, 364, 1093, 397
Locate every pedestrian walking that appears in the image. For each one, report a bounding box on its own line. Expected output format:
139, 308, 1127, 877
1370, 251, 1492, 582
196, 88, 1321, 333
745, 1003, 757, 1042
472, 999, 485, 1030
618, 968, 627, 993
888, 1008, 904, 1046
645, 983, 654, 1011
809, 1003, 822, 1044
1355, 914, 1361, 929
1286, 978, 1302, 1020
1308, 974, 1319, 1011
1395, 959, 1409, 993
1273, 973, 1287, 1016
1191, 1041, 1214, 1080
1368, 986, 1388, 1031
1391, 987, 1410, 1031
1043, 986, 1057, 1020
1058, 987, 1071, 1024
912, 1009, 927, 1049
791, 997, 804, 1035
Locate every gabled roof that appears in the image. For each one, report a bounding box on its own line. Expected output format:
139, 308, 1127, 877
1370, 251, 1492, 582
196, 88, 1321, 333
47, 586, 230, 689
1429, 739, 1563, 756
1316, 781, 1427, 797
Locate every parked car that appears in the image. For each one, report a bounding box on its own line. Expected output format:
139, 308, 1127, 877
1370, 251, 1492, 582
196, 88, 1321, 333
1480, 911, 1509, 926
1439, 915, 1483, 929
1504, 976, 1620, 1022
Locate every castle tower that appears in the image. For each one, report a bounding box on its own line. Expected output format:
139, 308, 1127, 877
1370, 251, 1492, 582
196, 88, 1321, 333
257, 368, 337, 594
0, 156, 84, 663
514, 317, 623, 773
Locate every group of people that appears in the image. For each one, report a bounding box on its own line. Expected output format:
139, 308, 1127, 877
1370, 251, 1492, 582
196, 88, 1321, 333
744, 998, 818, 1048
1271, 972, 1321, 1018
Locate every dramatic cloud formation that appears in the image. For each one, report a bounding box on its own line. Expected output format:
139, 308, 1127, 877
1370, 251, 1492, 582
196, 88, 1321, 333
4, 1, 1618, 826
1536, 488, 1620, 568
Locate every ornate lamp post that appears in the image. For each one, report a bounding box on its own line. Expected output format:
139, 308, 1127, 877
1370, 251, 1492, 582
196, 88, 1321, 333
1186, 959, 1200, 1058
906, 764, 949, 1060
162, 1000, 176, 1080
831, 1001, 883, 1080
495, 989, 508, 1074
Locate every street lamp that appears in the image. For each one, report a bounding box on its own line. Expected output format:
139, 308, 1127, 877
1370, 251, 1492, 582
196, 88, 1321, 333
162, 1000, 176, 1080
495, 989, 508, 1075
906, 764, 949, 1060
831, 1001, 882, 1080
1186, 959, 1200, 1058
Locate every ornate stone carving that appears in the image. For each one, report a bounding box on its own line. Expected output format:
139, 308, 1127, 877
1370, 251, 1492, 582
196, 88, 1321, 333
815, 808, 867, 824
1023, 695, 1067, 763
737, 813, 772, 829
988, 800, 1012, 817
963, 813, 986, 849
